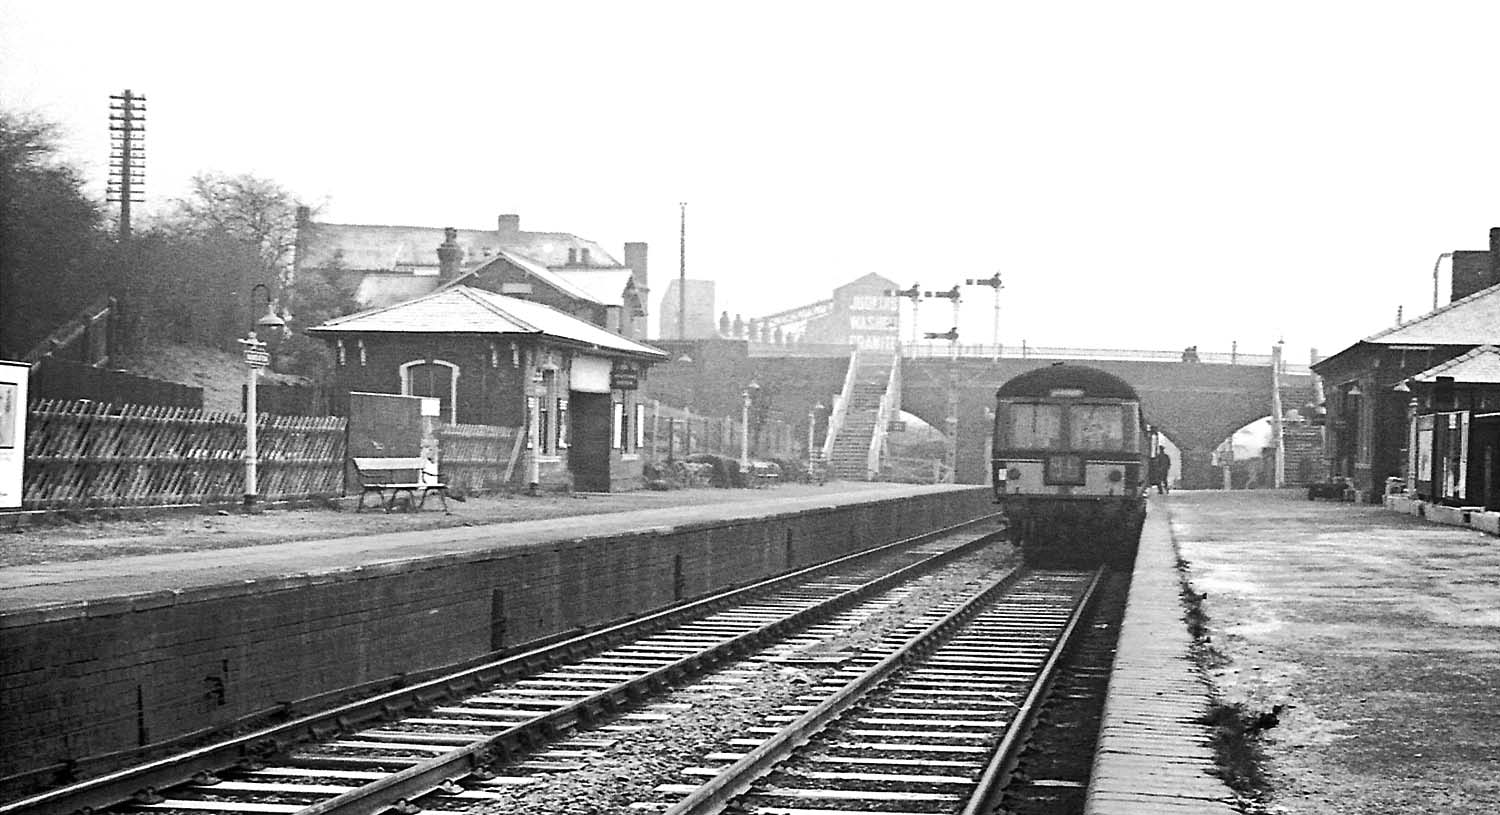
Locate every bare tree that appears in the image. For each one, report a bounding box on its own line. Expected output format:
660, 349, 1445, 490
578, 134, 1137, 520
168, 173, 308, 289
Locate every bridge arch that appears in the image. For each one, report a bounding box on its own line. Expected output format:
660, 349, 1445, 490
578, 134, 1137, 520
900, 357, 1299, 488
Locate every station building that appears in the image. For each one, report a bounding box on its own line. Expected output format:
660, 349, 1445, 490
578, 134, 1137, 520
1315, 228, 1500, 502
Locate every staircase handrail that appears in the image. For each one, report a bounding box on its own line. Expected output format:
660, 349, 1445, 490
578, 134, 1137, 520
866, 353, 900, 478
822, 347, 860, 462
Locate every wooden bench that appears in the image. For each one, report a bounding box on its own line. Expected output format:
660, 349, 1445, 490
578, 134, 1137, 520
352, 457, 449, 513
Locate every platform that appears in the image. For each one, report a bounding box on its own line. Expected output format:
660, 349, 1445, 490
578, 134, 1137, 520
0, 482, 996, 788
1085, 495, 1239, 814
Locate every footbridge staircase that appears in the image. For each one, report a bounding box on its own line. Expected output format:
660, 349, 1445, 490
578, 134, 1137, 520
822, 350, 899, 480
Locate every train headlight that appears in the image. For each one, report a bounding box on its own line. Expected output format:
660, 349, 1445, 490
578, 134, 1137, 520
1108, 469, 1123, 483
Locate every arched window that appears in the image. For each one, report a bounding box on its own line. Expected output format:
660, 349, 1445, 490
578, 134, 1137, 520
399, 359, 460, 423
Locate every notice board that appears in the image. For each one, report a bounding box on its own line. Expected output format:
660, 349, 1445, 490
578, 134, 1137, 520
0, 360, 28, 509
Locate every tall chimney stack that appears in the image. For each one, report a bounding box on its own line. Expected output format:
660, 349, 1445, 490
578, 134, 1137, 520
437, 227, 462, 282
624, 241, 648, 296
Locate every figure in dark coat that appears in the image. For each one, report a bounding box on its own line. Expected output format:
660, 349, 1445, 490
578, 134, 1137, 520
1150, 449, 1172, 494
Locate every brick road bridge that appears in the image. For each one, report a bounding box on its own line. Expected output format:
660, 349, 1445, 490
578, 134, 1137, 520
646, 341, 1317, 490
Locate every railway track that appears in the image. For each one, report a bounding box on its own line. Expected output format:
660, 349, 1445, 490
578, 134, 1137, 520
639, 568, 1103, 814
2, 516, 1007, 815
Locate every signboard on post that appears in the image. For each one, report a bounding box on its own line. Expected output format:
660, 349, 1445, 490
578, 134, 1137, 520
239, 336, 269, 368
0, 360, 29, 509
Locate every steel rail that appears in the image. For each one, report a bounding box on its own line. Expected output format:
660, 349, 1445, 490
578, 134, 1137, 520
284, 520, 1009, 815
660, 566, 1047, 815
960, 567, 1104, 815
3, 513, 1003, 815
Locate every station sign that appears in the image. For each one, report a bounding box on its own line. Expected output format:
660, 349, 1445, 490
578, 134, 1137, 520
244, 348, 271, 368
611, 361, 640, 390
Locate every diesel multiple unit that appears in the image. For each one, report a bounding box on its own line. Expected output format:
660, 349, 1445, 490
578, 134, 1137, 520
992, 363, 1148, 566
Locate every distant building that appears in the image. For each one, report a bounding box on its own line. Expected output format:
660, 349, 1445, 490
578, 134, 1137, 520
294, 211, 649, 339
755, 273, 900, 350
657, 279, 717, 340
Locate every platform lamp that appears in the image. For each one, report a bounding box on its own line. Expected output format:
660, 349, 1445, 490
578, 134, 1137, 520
808, 402, 825, 470
741, 380, 760, 469
240, 283, 285, 508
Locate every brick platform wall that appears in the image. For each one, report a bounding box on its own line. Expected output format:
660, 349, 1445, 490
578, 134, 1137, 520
0, 488, 995, 787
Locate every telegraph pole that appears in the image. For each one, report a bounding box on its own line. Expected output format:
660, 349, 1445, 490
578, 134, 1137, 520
678, 202, 687, 340
108, 90, 146, 240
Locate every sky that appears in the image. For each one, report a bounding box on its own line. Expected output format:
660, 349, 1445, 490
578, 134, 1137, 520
3, 1, 1497, 364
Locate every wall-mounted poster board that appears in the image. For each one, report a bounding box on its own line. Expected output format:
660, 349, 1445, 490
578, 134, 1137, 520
0, 360, 28, 509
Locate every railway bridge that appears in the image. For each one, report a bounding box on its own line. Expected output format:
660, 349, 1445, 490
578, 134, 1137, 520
645, 341, 1316, 489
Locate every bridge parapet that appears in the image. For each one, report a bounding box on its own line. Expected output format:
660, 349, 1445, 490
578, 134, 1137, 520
900, 343, 1311, 375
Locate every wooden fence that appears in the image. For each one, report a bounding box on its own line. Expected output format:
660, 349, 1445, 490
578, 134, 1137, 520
30, 357, 203, 408
24, 400, 346, 509
436, 422, 523, 493
642, 401, 796, 463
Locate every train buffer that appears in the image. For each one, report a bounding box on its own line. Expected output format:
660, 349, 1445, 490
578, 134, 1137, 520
352, 456, 450, 513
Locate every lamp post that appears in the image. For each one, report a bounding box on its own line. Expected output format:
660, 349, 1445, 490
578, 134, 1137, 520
808, 401, 825, 468
1433, 251, 1454, 311
741, 380, 759, 469
240, 283, 284, 508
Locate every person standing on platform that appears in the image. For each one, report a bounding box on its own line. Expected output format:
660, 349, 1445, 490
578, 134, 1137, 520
1151, 448, 1172, 494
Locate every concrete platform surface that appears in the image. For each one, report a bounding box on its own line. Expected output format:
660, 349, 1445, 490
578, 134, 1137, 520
1170, 490, 1500, 814
0, 482, 972, 615
1085, 495, 1239, 815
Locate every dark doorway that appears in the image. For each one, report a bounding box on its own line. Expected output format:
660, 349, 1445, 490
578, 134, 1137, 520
1472, 418, 1500, 510
569, 391, 612, 492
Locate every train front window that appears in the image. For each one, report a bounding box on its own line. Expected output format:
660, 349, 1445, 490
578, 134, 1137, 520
1069, 404, 1126, 450
1009, 403, 1064, 449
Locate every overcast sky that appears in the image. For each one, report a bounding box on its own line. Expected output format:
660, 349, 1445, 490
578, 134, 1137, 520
3, 1, 1497, 362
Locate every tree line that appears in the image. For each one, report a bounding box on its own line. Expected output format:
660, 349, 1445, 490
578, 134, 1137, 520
0, 108, 357, 376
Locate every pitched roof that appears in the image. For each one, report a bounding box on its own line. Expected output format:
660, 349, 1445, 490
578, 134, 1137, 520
1360, 281, 1500, 346
551, 269, 636, 307
1407, 345, 1500, 384
443, 250, 605, 304
298, 222, 620, 273
307, 286, 666, 359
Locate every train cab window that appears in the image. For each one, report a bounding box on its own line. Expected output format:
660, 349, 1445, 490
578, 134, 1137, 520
1009, 403, 1064, 449
1069, 404, 1126, 450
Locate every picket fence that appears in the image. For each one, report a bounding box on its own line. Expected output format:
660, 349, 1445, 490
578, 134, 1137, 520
24, 400, 346, 509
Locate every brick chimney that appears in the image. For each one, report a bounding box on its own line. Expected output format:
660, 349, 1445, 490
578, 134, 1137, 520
624, 241, 648, 293
1450, 229, 1500, 302
437, 227, 462, 282
497, 214, 520, 235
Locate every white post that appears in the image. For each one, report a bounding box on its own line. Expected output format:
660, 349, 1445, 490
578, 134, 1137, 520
991, 286, 1001, 362
244, 361, 258, 506
239, 330, 269, 508
807, 409, 816, 463
741, 391, 751, 466
1270, 342, 1286, 488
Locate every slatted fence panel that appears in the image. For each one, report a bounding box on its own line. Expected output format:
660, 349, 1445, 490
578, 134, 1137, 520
437, 423, 520, 492
22, 400, 346, 509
